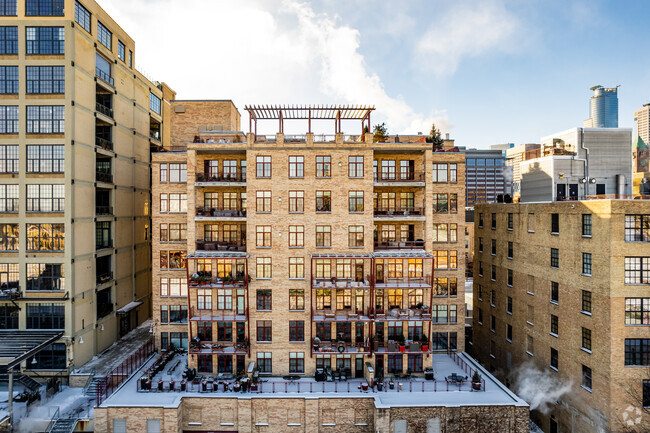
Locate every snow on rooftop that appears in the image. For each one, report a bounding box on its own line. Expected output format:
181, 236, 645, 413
100, 352, 527, 409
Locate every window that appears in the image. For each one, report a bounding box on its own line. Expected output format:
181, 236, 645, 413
550, 248, 559, 268
550, 282, 559, 304
491, 239, 496, 255
550, 347, 558, 370
215, 289, 230, 310
256, 191, 271, 213
289, 191, 304, 213
26, 27, 64, 54
478, 237, 483, 252
160, 223, 187, 242
491, 213, 496, 229
289, 288, 304, 310
348, 226, 364, 247
159, 193, 187, 213
26, 66, 64, 94
26, 145, 64, 173
0, 0, 16, 15
349, 156, 364, 177
289, 258, 304, 279
256, 258, 271, 279
507, 269, 513, 286
316, 155, 331, 177
625, 298, 650, 325
432, 194, 448, 213
160, 278, 187, 297
582, 214, 592, 236
26, 184, 64, 212
159, 251, 186, 269
625, 257, 650, 284
288, 156, 304, 178
0, 146, 17, 173
625, 215, 650, 242
0, 224, 17, 251
26, 0, 64, 15
289, 225, 304, 247
551, 213, 559, 233
75, 2, 90, 32
491, 264, 496, 280
256, 156, 271, 178
349, 191, 364, 212
433, 163, 448, 183
128, 50, 132, 68
257, 321, 272, 342
257, 352, 272, 373
289, 352, 304, 373
490, 290, 496, 307
289, 321, 304, 342
506, 324, 512, 342
26, 105, 64, 134
0, 264, 18, 290
97, 21, 111, 49
27, 223, 64, 251
118, 40, 125, 62
31, 343, 65, 369
581, 365, 592, 391
507, 296, 512, 314
166, 163, 186, 182
527, 335, 534, 355
582, 327, 592, 351
26, 303, 64, 329
149, 92, 161, 114
550, 315, 558, 336
256, 226, 271, 247
644, 380, 650, 408
507, 241, 513, 259
316, 225, 331, 247
625, 339, 650, 366
316, 191, 331, 212
490, 315, 496, 332
507, 213, 513, 230
582, 253, 592, 275
0, 27, 18, 54
0, 106, 18, 134
582, 290, 592, 314
477, 308, 483, 324
449, 163, 457, 182
0, 66, 17, 94
527, 305, 534, 325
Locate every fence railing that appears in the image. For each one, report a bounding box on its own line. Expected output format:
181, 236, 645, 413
95, 68, 114, 87
374, 207, 425, 217
95, 102, 113, 118
96, 205, 113, 215
374, 172, 425, 182
96, 337, 155, 406
95, 137, 113, 151
449, 352, 486, 391
196, 172, 246, 183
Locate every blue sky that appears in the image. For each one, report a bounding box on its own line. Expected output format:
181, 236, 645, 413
104, 0, 650, 148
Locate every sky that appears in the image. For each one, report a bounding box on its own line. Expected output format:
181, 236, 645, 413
101, 0, 650, 148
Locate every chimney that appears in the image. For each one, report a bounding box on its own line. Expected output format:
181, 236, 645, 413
445, 133, 450, 140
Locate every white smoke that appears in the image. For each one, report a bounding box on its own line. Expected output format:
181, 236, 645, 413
511, 361, 572, 415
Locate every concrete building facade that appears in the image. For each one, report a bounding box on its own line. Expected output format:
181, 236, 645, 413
0, 0, 174, 374
472, 200, 650, 433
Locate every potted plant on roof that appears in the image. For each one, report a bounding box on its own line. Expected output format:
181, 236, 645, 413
471, 371, 482, 391
397, 334, 406, 352
419, 334, 429, 352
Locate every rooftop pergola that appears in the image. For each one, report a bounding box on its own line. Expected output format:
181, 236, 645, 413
244, 104, 375, 135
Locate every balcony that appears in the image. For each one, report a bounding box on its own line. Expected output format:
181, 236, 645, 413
95, 136, 113, 152
96, 205, 113, 216
96, 271, 113, 285
188, 274, 248, 289
311, 276, 371, 289
312, 341, 370, 355
96, 171, 113, 184
96, 239, 113, 251
375, 275, 433, 289
311, 308, 371, 322
195, 206, 246, 220
95, 67, 114, 87
373, 306, 432, 321
189, 307, 247, 322
96, 102, 113, 118
374, 240, 425, 250
374, 207, 425, 219
374, 172, 426, 186
195, 172, 246, 184
196, 240, 245, 252
189, 340, 248, 355
373, 341, 430, 354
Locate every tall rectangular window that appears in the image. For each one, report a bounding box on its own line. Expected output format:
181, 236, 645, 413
550, 281, 559, 304
289, 352, 304, 373
348, 191, 364, 212
0, 27, 18, 54
625, 257, 650, 284
550, 248, 559, 268
551, 213, 559, 233
289, 191, 304, 213
348, 225, 364, 247
26, 145, 64, 173
582, 214, 592, 236
97, 21, 112, 50
582, 290, 592, 314
256, 321, 272, 342
507, 213, 513, 230
582, 327, 592, 351
26, 27, 64, 54
289, 321, 304, 342
0, 223, 17, 251
256, 226, 271, 247
0, 0, 17, 15
0, 145, 18, 173
74, 1, 91, 32
289, 288, 304, 310
257, 352, 272, 373
582, 253, 592, 275
26, 184, 64, 212
0, 304, 18, 329
0, 184, 18, 212
289, 225, 304, 247
26, 0, 64, 15
433, 163, 448, 183
550, 315, 558, 336
288, 156, 304, 178
625, 298, 650, 325
118, 40, 125, 62
149, 93, 161, 114
27, 223, 64, 251
316, 155, 331, 177
256, 191, 271, 213
625, 215, 650, 242
256, 155, 271, 178
550, 347, 558, 370
316, 191, 331, 212
26, 105, 64, 134
26, 66, 65, 94
289, 258, 304, 279
349, 156, 364, 178
26, 264, 64, 291
316, 225, 331, 247
0, 66, 17, 94
0, 106, 18, 134
256, 258, 271, 279
624, 339, 650, 366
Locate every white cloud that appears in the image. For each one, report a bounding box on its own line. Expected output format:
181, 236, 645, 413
99, 0, 449, 135
416, 0, 519, 76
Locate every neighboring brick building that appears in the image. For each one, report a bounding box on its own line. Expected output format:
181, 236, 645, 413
151, 102, 467, 378
472, 200, 650, 433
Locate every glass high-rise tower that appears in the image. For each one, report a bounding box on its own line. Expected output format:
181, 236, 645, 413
587, 85, 619, 128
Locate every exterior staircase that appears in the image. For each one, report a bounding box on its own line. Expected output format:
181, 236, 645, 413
46, 417, 77, 433
84, 376, 104, 397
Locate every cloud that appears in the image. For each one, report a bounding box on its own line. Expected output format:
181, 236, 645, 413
416, 0, 520, 76
99, 0, 449, 135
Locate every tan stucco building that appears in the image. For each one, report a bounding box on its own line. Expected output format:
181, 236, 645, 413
0, 0, 174, 375
472, 200, 650, 433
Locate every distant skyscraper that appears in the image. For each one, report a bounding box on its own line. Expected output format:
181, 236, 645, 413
635, 103, 650, 145
584, 85, 619, 128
